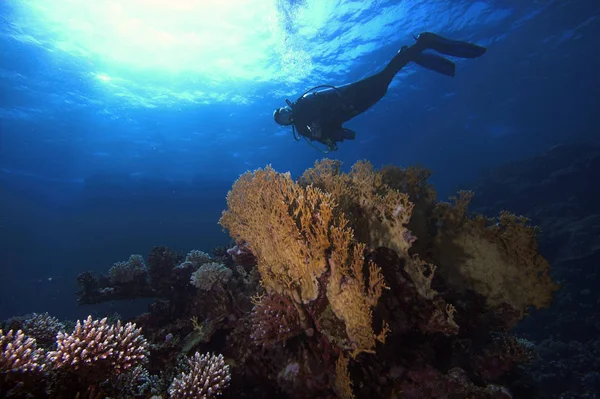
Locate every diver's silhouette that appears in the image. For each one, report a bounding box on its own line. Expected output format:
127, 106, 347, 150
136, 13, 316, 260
273, 32, 487, 152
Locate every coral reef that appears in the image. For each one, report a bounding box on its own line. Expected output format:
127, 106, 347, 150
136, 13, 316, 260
249, 292, 304, 349
2, 158, 563, 398
217, 159, 556, 397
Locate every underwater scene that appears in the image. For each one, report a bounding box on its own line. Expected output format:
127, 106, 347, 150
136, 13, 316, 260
1, 0, 599, 398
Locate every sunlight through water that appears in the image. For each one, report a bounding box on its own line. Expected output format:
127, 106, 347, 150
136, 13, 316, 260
3, 0, 512, 109
12, 0, 316, 80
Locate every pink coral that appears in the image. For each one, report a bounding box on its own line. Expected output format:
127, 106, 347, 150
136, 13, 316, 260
47, 315, 148, 376
169, 352, 231, 399
250, 292, 303, 348
227, 241, 257, 267
0, 329, 47, 374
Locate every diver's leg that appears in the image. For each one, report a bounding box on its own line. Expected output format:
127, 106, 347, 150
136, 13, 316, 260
380, 42, 439, 82
335, 43, 430, 118
381, 32, 486, 78
336, 72, 390, 120
331, 34, 486, 121
412, 52, 456, 77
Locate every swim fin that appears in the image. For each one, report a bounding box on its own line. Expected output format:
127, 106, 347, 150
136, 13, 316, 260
417, 32, 487, 59
413, 52, 456, 77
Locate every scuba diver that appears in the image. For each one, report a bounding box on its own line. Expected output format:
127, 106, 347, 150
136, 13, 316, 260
273, 32, 487, 152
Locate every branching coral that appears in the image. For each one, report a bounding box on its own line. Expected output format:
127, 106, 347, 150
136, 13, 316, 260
48, 315, 149, 377
219, 166, 389, 356
302, 159, 557, 320
249, 292, 303, 348
169, 352, 231, 399
327, 221, 390, 357
22, 312, 65, 347
177, 250, 213, 272
300, 159, 435, 300
0, 329, 47, 374
334, 354, 355, 399
300, 159, 415, 255
219, 166, 336, 305
347, 160, 416, 256
190, 262, 233, 291
108, 254, 147, 285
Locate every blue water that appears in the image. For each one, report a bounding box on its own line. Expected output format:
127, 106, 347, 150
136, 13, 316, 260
1, 0, 599, 320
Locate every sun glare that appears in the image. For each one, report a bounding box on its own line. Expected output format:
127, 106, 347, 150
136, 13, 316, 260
18, 0, 285, 78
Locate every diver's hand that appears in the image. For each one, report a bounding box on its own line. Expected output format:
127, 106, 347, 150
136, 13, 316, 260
307, 122, 322, 139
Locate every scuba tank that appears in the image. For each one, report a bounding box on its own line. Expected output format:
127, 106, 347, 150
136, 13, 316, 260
286, 85, 344, 153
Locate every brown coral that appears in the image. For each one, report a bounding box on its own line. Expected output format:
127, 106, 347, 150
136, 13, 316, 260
334, 354, 355, 399
433, 191, 559, 315
302, 159, 557, 319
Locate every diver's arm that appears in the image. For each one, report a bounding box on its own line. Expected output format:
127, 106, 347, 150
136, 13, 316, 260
306, 122, 355, 144
326, 125, 356, 143
293, 120, 314, 139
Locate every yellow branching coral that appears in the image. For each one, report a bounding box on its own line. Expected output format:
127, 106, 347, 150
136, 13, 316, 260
219, 166, 333, 305
300, 159, 417, 257
299, 158, 349, 200
347, 161, 416, 256
434, 191, 559, 314
334, 354, 355, 399
379, 164, 438, 252
328, 218, 390, 357
220, 165, 389, 355
300, 159, 436, 299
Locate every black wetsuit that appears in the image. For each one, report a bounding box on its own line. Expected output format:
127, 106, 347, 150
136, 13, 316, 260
286, 32, 486, 149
